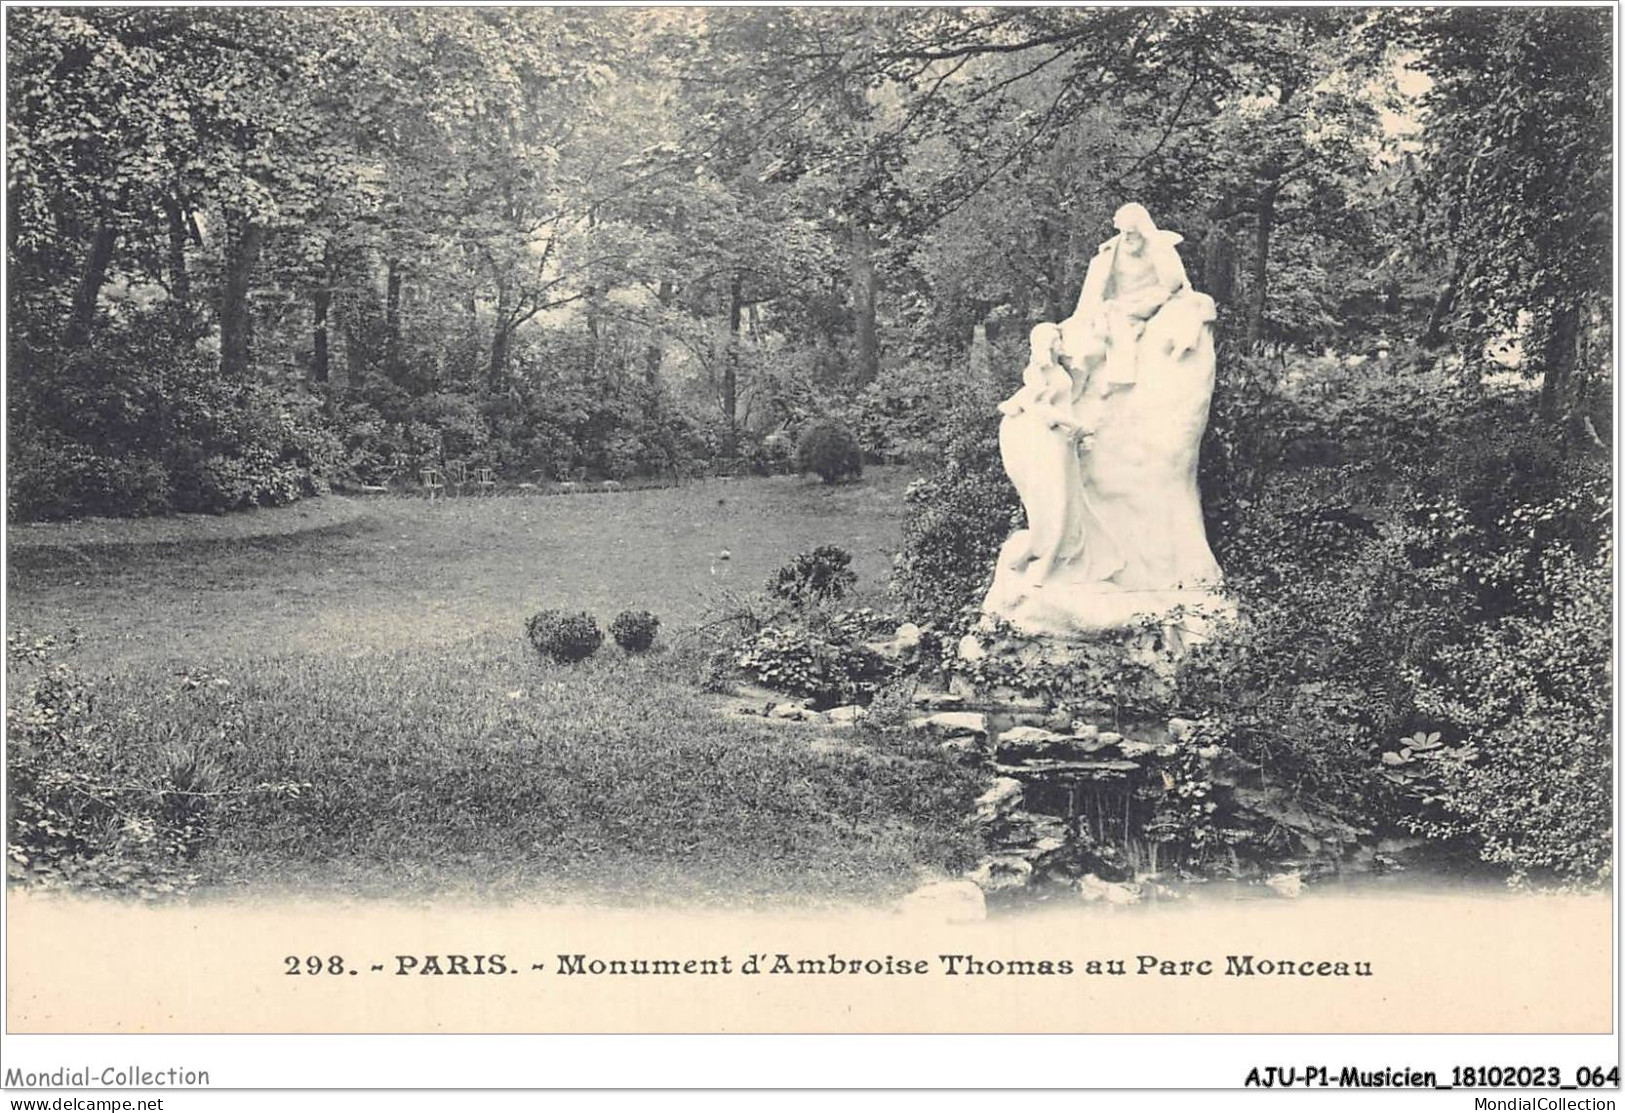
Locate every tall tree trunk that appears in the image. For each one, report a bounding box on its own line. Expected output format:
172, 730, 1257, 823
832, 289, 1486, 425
219, 212, 263, 378
1246, 180, 1279, 349
1202, 225, 1236, 308
488, 279, 513, 392
341, 276, 368, 394
1422, 255, 1474, 350
723, 270, 742, 456
645, 278, 673, 384
968, 321, 992, 387
585, 206, 600, 343
1035, 214, 1067, 320
63, 218, 117, 349
849, 222, 879, 384
1539, 299, 1580, 423
488, 326, 511, 393
161, 193, 190, 314
384, 258, 403, 383
313, 286, 331, 385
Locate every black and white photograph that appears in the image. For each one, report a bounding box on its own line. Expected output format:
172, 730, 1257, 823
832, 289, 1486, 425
2, 1, 1616, 1100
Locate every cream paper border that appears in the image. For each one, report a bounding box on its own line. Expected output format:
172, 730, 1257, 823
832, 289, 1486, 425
6, 889, 1611, 1037
4, 0, 1621, 1091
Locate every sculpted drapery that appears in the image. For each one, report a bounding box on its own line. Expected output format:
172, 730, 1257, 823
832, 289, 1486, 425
982, 204, 1228, 638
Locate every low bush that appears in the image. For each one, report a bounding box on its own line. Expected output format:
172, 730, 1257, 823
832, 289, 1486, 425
795, 420, 863, 484
8, 436, 173, 521
734, 624, 893, 708
9, 319, 338, 521
609, 610, 661, 653
766, 545, 857, 610
891, 402, 1021, 633
525, 610, 604, 664
1405, 521, 1611, 887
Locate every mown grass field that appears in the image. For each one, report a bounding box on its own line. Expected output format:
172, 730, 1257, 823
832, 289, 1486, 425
7, 468, 987, 904
9, 470, 915, 665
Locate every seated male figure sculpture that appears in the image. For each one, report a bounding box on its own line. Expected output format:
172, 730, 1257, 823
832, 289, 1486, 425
1061, 202, 1191, 416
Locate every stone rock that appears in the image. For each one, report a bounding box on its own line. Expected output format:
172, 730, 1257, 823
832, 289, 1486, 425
911, 689, 965, 710
1070, 722, 1100, 741
1077, 874, 1142, 905
1001, 725, 1071, 747
909, 711, 988, 740
769, 702, 821, 722
996, 725, 1102, 763
1042, 710, 1075, 733
1136, 873, 1182, 901
825, 705, 867, 726
973, 777, 1025, 823
995, 758, 1140, 779
1230, 786, 1366, 848
1001, 724, 1066, 740
1029, 835, 1067, 859
867, 622, 924, 664
991, 810, 1069, 848
956, 633, 988, 662
1001, 708, 1061, 730
967, 856, 1034, 893
899, 879, 987, 923
1345, 844, 1379, 872
1097, 731, 1123, 747
1265, 871, 1305, 899
1167, 717, 1195, 741
1377, 835, 1426, 856
1118, 739, 1157, 758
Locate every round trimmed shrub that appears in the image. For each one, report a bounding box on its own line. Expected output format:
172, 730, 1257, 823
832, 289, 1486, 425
525, 610, 603, 663
795, 420, 863, 484
609, 609, 661, 653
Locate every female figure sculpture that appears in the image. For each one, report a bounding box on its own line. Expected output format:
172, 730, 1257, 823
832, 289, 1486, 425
981, 204, 1228, 638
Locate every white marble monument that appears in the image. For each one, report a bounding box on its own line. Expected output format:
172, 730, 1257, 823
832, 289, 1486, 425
981, 203, 1232, 642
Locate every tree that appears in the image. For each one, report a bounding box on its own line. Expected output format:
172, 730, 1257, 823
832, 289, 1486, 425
1399, 8, 1611, 420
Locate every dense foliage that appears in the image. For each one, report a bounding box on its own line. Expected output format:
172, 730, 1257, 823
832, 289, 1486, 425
892, 343, 1612, 887
12, 9, 1609, 520
525, 610, 604, 664
6, 632, 306, 895
794, 421, 864, 485
891, 400, 1023, 634
7, 9, 1611, 889
609, 609, 662, 654
765, 544, 858, 610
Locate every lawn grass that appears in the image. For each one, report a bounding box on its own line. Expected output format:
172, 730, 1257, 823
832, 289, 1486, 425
77, 638, 984, 903
8, 467, 987, 905
8, 468, 916, 667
